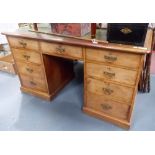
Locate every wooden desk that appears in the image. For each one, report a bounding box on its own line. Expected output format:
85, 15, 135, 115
2, 29, 153, 129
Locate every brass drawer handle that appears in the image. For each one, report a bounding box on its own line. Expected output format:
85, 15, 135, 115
102, 87, 114, 95
26, 67, 33, 73
103, 71, 115, 78
19, 40, 27, 48
101, 103, 112, 110
56, 45, 65, 53
104, 55, 117, 62
23, 54, 30, 60
30, 81, 37, 86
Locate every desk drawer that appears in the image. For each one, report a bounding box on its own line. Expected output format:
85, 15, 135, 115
86, 62, 137, 86
16, 61, 45, 79
12, 48, 42, 64
8, 37, 39, 51
86, 92, 130, 120
20, 74, 47, 92
87, 78, 134, 104
0, 61, 16, 74
40, 42, 83, 59
86, 48, 141, 69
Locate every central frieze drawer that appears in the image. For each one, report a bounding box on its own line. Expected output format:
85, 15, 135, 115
8, 37, 39, 51
12, 48, 42, 64
40, 42, 83, 59
86, 48, 141, 69
86, 92, 130, 120
87, 78, 134, 104
86, 62, 138, 86
20, 74, 47, 92
16, 61, 45, 79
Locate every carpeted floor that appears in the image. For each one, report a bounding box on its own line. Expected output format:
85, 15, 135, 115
0, 62, 155, 131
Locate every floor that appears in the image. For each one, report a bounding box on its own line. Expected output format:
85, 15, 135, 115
0, 62, 155, 131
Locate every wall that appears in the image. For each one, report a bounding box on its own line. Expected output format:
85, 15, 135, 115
0, 23, 18, 44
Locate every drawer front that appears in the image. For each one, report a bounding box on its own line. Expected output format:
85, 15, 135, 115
87, 78, 134, 104
86, 48, 141, 69
0, 61, 15, 74
20, 74, 47, 92
86, 92, 130, 120
12, 48, 42, 64
8, 37, 39, 51
16, 61, 45, 79
40, 42, 83, 59
86, 62, 137, 85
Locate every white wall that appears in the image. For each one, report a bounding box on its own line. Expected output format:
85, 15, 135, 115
0, 23, 18, 44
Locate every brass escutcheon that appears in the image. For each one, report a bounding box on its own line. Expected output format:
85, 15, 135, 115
19, 40, 27, 48
56, 45, 65, 53
26, 68, 33, 73
101, 103, 112, 110
103, 71, 115, 78
120, 27, 132, 34
104, 55, 117, 62
102, 87, 114, 95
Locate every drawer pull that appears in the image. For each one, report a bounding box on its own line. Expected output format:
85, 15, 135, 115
56, 45, 65, 53
102, 87, 114, 95
103, 71, 115, 78
101, 103, 112, 110
23, 54, 30, 60
30, 81, 37, 86
19, 40, 27, 48
26, 68, 33, 73
104, 55, 117, 62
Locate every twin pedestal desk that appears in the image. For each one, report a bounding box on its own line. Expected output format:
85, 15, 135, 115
3, 29, 153, 129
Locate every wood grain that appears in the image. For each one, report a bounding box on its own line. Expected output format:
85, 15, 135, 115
87, 78, 134, 104
12, 48, 42, 64
40, 41, 83, 59
86, 48, 142, 69
7, 36, 39, 51
86, 92, 130, 120
86, 62, 138, 86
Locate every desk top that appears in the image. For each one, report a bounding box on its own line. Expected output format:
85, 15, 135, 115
2, 28, 153, 54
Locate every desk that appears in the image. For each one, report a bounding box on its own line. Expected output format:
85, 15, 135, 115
2, 29, 153, 128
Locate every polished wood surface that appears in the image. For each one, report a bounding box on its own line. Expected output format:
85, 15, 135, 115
86, 48, 142, 69
12, 48, 42, 64
8, 36, 39, 51
41, 41, 83, 59
86, 62, 138, 86
20, 74, 48, 92
3, 29, 153, 129
86, 92, 130, 120
43, 55, 74, 97
87, 78, 134, 104
16, 61, 45, 79
2, 29, 151, 54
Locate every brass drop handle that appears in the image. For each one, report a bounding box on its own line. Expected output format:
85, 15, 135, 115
101, 103, 112, 110
102, 87, 113, 95
26, 67, 33, 73
23, 54, 30, 60
103, 71, 115, 78
19, 40, 27, 48
56, 45, 65, 53
30, 81, 37, 86
104, 55, 117, 62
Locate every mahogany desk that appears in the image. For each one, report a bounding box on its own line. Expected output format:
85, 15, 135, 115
2, 29, 153, 128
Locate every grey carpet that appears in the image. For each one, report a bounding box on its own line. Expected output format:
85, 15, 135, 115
0, 62, 155, 131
